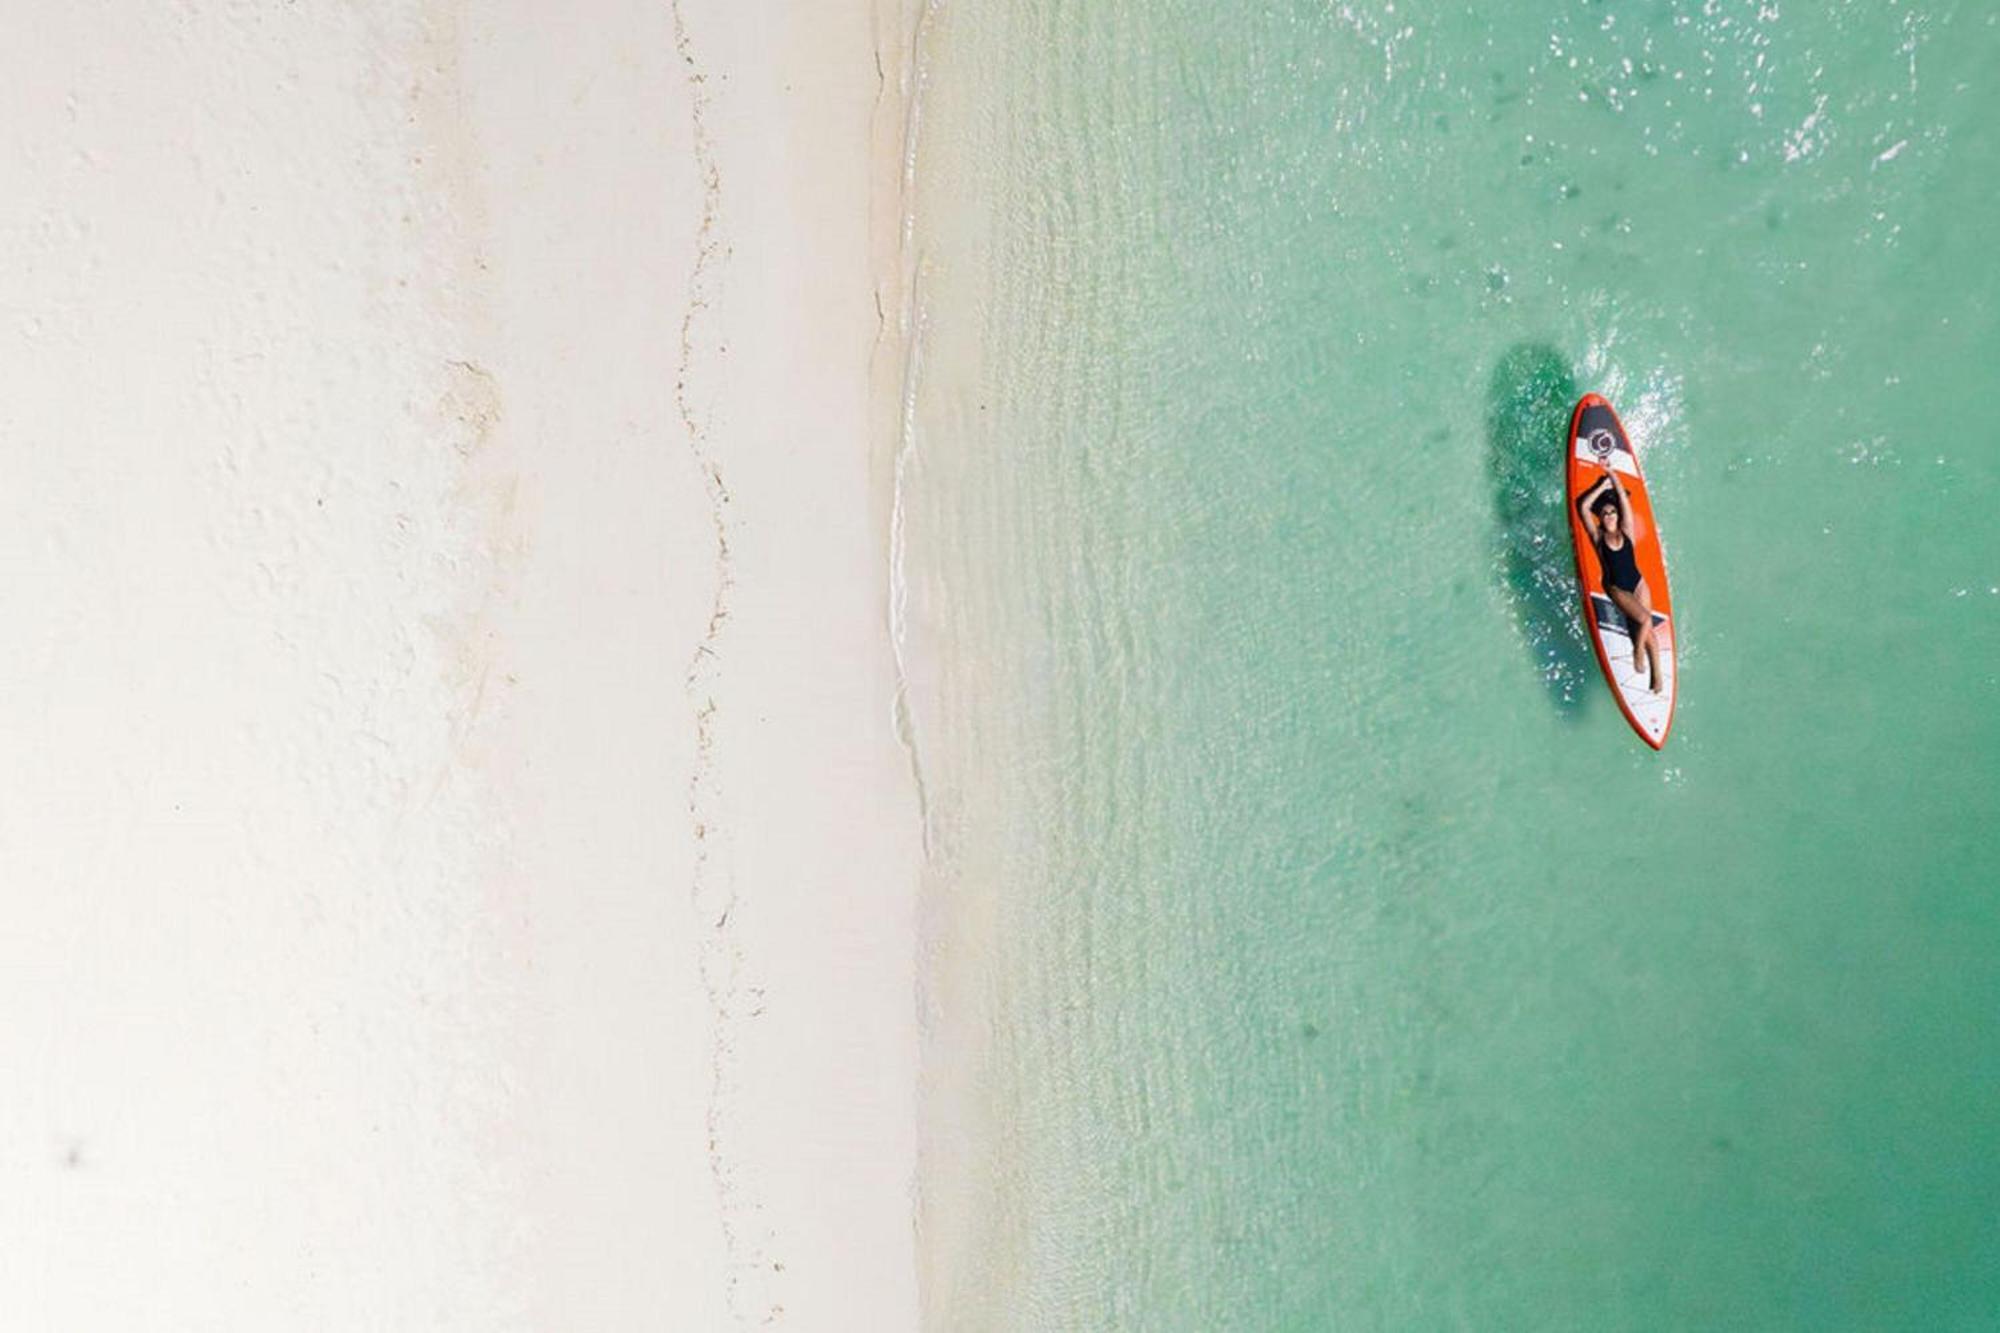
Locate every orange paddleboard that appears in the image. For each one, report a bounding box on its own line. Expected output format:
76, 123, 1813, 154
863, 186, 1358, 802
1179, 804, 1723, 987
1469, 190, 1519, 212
1567, 394, 1677, 748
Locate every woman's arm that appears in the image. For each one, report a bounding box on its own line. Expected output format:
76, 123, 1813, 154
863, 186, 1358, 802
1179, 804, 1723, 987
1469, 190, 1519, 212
1575, 474, 1610, 542
1607, 468, 1634, 534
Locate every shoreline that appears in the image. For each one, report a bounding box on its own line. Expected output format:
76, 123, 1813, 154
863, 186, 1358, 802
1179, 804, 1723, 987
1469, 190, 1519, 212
882, 5, 1037, 1320
653, 0, 931, 1324
443, 0, 935, 1320
417, 0, 936, 1322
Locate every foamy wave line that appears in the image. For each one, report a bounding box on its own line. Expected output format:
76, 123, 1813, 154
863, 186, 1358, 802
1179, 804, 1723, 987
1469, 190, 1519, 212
887, 0, 944, 858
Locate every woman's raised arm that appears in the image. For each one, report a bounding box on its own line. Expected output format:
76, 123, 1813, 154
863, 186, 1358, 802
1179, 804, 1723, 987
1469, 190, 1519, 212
1575, 473, 1610, 543
1607, 468, 1636, 537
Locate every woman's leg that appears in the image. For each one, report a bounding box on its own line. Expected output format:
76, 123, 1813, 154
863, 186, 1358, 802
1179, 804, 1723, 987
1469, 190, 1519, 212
1608, 586, 1651, 672
1633, 583, 1661, 689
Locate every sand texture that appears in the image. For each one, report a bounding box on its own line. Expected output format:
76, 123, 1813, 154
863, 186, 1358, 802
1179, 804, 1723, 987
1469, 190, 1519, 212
0, 2, 921, 1327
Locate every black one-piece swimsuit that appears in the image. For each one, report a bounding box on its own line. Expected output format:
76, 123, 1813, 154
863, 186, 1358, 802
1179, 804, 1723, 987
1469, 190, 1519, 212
1595, 533, 1642, 594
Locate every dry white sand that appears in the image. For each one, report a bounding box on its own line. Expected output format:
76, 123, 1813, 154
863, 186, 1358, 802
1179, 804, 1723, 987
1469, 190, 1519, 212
0, 2, 921, 1327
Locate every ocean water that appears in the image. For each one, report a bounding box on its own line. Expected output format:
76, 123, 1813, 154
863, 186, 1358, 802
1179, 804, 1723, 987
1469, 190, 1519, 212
897, 3, 2000, 1327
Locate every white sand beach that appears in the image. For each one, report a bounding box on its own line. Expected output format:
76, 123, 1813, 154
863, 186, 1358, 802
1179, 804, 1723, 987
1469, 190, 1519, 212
0, 2, 922, 1327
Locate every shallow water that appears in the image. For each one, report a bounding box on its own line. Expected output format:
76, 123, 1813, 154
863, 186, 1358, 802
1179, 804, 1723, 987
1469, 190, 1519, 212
901, 3, 2000, 1326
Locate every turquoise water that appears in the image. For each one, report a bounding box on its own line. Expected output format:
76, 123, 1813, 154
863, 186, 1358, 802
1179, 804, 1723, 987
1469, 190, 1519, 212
901, 3, 2000, 1327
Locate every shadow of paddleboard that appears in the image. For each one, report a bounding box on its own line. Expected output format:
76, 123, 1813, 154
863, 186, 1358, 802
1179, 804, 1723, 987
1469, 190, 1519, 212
1487, 343, 1595, 715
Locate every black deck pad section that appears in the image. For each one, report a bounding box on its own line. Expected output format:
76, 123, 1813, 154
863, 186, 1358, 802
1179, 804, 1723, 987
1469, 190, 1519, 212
1590, 592, 1667, 632
1575, 403, 1627, 454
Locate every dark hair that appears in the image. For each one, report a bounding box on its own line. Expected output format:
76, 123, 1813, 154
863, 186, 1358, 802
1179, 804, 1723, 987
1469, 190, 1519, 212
1593, 492, 1621, 519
